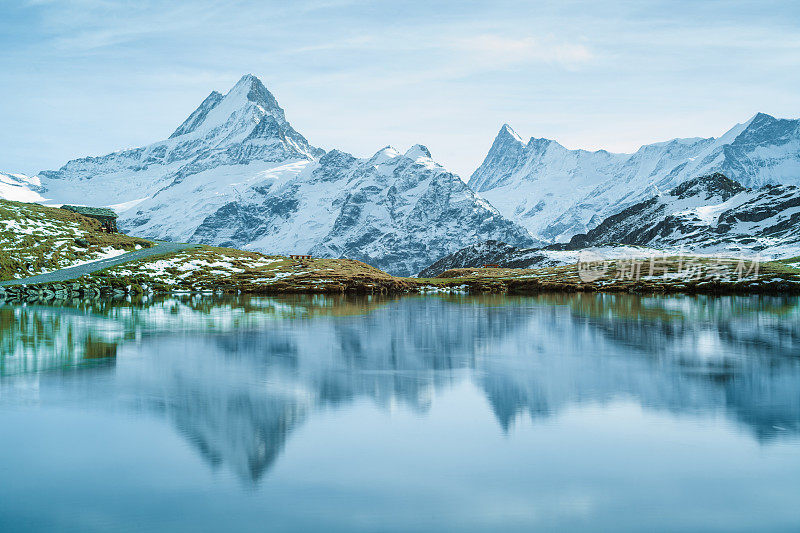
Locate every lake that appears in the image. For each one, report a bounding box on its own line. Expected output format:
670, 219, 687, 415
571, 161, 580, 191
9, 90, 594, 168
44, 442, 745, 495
0, 293, 798, 532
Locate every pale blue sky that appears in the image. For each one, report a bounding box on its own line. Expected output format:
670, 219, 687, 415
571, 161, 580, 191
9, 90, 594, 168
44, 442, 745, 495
1, 0, 799, 179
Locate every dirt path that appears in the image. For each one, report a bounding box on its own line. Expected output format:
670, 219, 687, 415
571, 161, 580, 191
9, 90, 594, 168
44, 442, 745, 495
0, 241, 198, 287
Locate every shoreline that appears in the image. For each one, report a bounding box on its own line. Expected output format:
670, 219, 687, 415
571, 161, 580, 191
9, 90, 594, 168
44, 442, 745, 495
2, 269, 799, 304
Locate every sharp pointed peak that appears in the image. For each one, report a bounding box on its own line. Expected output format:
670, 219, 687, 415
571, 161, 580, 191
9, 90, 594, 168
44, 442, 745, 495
369, 146, 401, 164
169, 73, 290, 140
404, 144, 431, 159
221, 73, 286, 121
716, 112, 788, 145
227, 73, 273, 101
234, 73, 261, 86
742, 112, 781, 129
750, 111, 776, 121
497, 123, 523, 143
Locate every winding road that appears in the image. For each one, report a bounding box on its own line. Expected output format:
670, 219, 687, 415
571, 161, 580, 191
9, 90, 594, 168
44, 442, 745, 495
0, 241, 198, 287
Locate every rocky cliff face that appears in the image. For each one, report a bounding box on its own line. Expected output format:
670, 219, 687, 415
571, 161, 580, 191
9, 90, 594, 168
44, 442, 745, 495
567, 173, 800, 257
25, 75, 535, 276
191, 145, 538, 277
470, 114, 800, 242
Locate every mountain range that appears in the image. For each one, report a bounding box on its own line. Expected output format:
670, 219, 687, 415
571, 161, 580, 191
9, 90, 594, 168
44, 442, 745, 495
1, 74, 798, 275
470, 114, 800, 242
567, 172, 800, 254
30, 75, 536, 276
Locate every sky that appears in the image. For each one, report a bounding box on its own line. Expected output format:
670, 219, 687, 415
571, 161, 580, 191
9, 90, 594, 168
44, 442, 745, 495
1, 0, 799, 180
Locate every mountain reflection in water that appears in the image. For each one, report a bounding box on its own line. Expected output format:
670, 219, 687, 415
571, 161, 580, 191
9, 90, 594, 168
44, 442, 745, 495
0, 293, 798, 483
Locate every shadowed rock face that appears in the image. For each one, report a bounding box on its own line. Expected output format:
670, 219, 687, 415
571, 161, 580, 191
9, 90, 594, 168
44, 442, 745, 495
566, 173, 800, 254
2, 294, 799, 482
669, 173, 746, 199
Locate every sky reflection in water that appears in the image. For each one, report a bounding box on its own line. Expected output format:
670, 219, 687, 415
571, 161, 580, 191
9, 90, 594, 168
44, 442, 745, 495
0, 293, 798, 532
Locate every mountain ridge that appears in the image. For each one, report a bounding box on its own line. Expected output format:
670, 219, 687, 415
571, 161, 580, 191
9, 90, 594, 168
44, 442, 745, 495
469, 113, 800, 242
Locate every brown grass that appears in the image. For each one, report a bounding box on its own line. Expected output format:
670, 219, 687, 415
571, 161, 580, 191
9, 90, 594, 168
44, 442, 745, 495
84, 247, 800, 296
431, 256, 800, 295
88, 246, 414, 294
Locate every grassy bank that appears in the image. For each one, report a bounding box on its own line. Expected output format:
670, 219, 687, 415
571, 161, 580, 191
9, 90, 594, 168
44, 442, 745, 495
87, 246, 414, 294
84, 247, 800, 296
423, 256, 800, 295
0, 199, 152, 281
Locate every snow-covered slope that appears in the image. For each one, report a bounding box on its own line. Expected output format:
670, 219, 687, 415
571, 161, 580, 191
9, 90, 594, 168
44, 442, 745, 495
567, 173, 800, 258
470, 114, 800, 242
28, 74, 535, 276
190, 145, 538, 276
425, 172, 800, 274
0, 172, 46, 203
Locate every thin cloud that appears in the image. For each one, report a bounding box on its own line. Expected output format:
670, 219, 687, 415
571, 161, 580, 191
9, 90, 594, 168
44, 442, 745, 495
450, 34, 594, 68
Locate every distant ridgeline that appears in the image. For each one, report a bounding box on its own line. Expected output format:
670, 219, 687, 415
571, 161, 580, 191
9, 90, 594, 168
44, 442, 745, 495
468, 114, 800, 243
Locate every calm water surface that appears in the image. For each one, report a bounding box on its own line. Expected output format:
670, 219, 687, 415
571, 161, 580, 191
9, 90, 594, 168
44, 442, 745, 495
0, 293, 798, 532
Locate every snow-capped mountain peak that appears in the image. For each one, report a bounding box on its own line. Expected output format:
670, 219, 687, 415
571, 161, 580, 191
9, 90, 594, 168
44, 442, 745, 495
731, 112, 798, 147
167, 73, 292, 147
40, 75, 322, 205
370, 146, 402, 165
470, 113, 800, 242
404, 144, 432, 160
500, 123, 523, 143
227, 73, 286, 121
